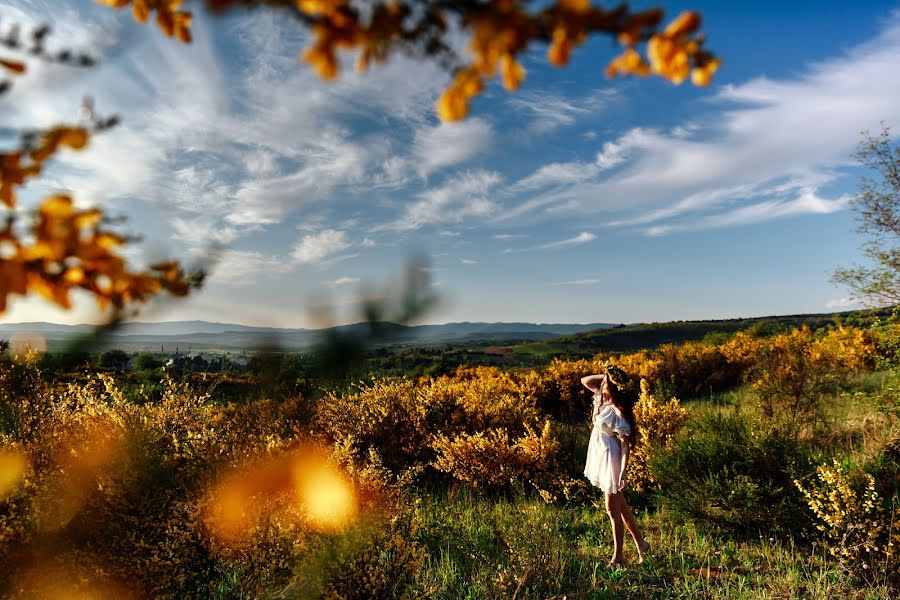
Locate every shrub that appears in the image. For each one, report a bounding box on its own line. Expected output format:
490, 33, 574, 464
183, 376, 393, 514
529, 358, 599, 423
794, 458, 898, 586
749, 326, 875, 429
652, 411, 814, 536
316, 368, 544, 482
628, 379, 687, 493
431, 421, 559, 491
287, 508, 426, 600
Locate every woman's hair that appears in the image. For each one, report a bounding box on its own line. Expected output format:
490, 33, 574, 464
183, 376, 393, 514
604, 368, 638, 441
606, 374, 638, 440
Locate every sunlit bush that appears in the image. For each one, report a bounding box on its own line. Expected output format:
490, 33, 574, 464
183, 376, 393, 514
432, 421, 559, 490
529, 358, 599, 423
795, 459, 898, 585
316, 367, 544, 482
750, 326, 875, 428
628, 379, 687, 493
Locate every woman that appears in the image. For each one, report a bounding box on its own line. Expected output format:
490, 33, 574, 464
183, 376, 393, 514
581, 371, 650, 567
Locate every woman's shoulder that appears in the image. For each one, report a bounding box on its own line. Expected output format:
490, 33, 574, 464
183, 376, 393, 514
601, 403, 624, 419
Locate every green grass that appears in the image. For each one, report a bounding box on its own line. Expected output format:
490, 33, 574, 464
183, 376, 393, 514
410, 375, 898, 599
412, 489, 893, 600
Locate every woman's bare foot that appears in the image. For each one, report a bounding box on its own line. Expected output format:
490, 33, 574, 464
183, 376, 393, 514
637, 541, 651, 563
608, 557, 624, 569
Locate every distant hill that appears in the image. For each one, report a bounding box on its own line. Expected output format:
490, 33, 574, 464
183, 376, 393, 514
507, 307, 895, 361
0, 320, 618, 353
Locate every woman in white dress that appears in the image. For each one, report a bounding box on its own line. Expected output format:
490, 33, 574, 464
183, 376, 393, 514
582, 372, 650, 567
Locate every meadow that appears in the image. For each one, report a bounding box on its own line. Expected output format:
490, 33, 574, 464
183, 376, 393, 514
0, 318, 898, 599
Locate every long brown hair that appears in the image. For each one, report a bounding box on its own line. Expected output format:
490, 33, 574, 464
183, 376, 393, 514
604, 375, 638, 440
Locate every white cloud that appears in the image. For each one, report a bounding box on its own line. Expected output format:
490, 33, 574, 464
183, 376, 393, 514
460, 258, 478, 265
386, 170, 502, 231
512, 162, 601, 193
595, 138, 630, 170
413, 118, 493, 175
537, 231, 596, 249
643, 189, 850, 236
328, 277, 361, 286
205, 250, 287, 285
492, 233, 527, 240
825, 297, 863, 310
504, 231, 597, 253
292, 229, 351, 264
501, 17, 900, 232
509, 89, 618, 135
548, 278, 603, 286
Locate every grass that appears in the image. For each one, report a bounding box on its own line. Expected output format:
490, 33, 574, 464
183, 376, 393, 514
412, 488, 895, 599
411, 375, 898, 599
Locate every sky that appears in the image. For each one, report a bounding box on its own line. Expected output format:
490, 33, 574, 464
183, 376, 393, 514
1, 0, 899, 328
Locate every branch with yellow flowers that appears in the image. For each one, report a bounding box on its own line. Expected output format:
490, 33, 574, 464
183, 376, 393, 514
0, 118, 201, 314
97, 0, 720, 121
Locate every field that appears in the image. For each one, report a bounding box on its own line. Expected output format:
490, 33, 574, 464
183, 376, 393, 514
1, 318, 898, 599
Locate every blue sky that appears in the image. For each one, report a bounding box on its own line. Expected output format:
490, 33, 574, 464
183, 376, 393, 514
1, 0, 899, 327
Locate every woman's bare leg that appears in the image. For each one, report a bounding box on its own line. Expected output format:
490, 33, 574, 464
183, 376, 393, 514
605, 492, 625, 564
619, 498, 650, 561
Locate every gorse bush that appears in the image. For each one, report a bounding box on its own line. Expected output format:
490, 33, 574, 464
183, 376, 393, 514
530, 358, 599, 423
315, 366, 546, 485
794, 458, 899, 586
749, 326, 875, 429
628, 379, 688, 493
0, 366, 423, 598
432, 421, 559, 491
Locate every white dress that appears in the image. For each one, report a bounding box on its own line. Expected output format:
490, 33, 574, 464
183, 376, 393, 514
584, 400, 632, 494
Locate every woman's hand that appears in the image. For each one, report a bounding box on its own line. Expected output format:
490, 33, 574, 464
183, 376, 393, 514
617, 473, 627, 492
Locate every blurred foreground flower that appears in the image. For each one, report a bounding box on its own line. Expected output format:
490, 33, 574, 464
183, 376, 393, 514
205, 446, 358, 543
0, 448, 27, 498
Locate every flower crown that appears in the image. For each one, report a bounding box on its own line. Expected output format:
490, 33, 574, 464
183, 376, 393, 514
598, 361, 628, 388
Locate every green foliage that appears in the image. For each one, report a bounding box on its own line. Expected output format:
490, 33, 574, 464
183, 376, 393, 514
652, 411, 815, 537
98, 348, 130, 370
832, 124, 900, 307
131, 352, 163, 372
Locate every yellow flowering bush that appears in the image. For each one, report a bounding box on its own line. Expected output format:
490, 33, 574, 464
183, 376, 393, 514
529, 358, 600, 423
795, 459, 898, 584
316, 367, 544, 481
432, 421, 559, 490
628, 379, 687, 493
751, 326, 875, 427
609, 349, 663, 384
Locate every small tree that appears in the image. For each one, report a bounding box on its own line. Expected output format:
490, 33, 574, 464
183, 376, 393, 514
98, 348, 130, 370
832, 124, 900, 307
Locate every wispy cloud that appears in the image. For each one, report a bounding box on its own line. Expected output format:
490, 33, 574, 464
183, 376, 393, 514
385, 170, 502, 231
460, 258, 479, 265
508, 88, 618, 135
548, 278, 603, 286
327, 277, 361, 286
292, 229, 351, 264
825, 297, 863, 310
537, 231, 596, 249
501, 16, 900, 233
643, 189, 850, 236
413, 118, 494, 176
205, 250, 288, 285
504, 231, 597, 253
